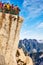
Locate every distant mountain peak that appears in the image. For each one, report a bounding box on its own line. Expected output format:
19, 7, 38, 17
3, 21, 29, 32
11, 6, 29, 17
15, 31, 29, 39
19, 39, 43, 53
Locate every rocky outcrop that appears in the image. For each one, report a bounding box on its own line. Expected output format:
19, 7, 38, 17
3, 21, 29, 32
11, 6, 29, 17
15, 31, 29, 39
16, 48, 33, 65
0, 12, 33, 65
0, 12, 23, 65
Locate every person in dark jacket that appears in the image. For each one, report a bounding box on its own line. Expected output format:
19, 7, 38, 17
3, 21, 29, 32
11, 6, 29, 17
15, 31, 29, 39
13, 5, 20, 15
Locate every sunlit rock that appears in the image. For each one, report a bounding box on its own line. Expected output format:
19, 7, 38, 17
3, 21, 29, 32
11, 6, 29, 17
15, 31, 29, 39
0, 12, 23, 65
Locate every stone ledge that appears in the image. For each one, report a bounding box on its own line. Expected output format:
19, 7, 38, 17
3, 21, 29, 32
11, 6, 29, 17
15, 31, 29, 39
0, 12, 23, 23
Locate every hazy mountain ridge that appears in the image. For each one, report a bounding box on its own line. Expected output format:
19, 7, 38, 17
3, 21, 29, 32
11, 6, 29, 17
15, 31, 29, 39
18, 39, 43, 53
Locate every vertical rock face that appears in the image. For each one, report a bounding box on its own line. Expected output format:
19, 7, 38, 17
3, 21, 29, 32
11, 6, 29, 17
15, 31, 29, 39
16, 48, 33, 65
0, 12, 23, 65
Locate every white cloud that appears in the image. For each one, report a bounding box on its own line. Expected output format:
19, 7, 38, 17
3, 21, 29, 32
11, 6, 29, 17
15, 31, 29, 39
23, 1, 31, 8
20, 0, 43, 40
20, 30, 43, 40
23, 0, 28, 7
37, 22, 43, 29
22, 0, 43, 19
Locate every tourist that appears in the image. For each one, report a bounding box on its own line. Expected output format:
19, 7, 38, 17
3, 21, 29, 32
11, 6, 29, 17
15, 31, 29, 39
11, 4, 14, 10
6, 3, 11, 11
14, 5, 20, 15
0, 2, 2, 12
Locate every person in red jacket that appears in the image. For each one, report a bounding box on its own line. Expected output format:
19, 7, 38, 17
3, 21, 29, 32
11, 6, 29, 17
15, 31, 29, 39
0, 2, 2, 10
11, 4, 14, 10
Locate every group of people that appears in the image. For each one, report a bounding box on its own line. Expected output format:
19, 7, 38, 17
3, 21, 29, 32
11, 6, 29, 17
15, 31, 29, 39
0, 2, 20, 15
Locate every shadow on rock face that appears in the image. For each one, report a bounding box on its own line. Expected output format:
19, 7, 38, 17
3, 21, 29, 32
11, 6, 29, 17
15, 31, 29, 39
0, 55, 6, 65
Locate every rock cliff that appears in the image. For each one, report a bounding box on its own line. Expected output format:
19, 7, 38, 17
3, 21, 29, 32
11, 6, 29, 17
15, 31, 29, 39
0, 12, 33, 65
0, 12, 23, 65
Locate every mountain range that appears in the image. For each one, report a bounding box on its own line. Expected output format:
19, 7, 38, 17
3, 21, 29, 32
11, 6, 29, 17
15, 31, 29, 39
18, 39, 43, 54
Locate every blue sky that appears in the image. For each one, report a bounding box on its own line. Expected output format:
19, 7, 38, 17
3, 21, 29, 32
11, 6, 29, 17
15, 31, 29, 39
2, 0, 43, 40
